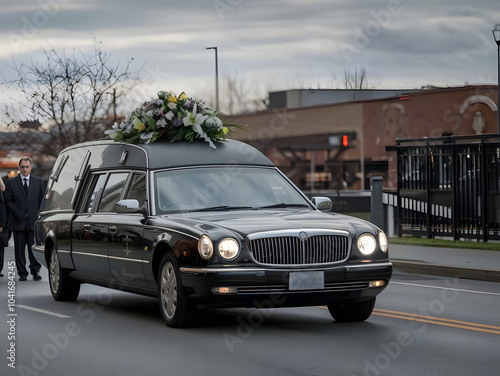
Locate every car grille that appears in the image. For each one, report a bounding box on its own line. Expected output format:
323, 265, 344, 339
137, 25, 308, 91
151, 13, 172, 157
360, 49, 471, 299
246, 230, 350, 266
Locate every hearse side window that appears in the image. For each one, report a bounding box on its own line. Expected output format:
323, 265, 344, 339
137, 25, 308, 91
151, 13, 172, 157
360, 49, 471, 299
81, 174, 107, 213
123, 172, 146, 209
97, 172, 129, 213
40, 150, 87, 212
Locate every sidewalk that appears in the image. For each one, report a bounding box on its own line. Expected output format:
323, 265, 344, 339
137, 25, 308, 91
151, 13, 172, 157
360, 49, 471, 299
390, 243, 500, 282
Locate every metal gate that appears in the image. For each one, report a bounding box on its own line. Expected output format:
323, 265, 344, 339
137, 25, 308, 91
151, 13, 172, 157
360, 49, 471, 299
397, 134, 500, 241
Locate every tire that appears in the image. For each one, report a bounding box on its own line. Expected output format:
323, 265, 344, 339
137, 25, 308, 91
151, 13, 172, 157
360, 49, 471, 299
327, 298, 376, 322
49, 247, 80, 301
158, 253, 200, 328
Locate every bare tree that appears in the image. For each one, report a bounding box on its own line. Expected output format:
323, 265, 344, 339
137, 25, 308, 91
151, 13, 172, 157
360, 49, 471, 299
343, 67, 367, 89
223, 72, 267, 115
1, 44, 133, 157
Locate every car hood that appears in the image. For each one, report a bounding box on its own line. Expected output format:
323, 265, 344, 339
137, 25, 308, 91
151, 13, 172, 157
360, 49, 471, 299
157, 209, 377, 237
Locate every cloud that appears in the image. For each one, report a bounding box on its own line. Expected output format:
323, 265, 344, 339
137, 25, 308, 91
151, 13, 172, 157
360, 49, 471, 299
0, 0, 499, 107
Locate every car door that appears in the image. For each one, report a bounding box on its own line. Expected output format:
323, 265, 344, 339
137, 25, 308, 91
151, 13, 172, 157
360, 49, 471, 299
107, 172, 149, 289
72, 172, 129, 282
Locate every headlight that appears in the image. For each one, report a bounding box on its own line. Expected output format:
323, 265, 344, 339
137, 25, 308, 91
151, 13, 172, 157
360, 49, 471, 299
379, 231, 388, 253
198, 235, 213, 259
357, 233, 377, 256
218, 238, 239, 261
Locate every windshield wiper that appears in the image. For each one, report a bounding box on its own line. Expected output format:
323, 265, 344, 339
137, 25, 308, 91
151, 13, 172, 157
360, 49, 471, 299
193, 205, 254, 212
256, 203, 309, 209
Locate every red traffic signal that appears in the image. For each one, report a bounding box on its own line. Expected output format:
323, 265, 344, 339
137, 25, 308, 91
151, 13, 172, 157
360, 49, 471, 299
342, 134, 349, 147
329, 132, 356, 149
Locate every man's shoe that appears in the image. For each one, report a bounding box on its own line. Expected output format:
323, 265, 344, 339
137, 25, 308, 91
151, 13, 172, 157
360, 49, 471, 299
0, 272, 3, 277
33, 273, 42, 281
19, 276, 27, 281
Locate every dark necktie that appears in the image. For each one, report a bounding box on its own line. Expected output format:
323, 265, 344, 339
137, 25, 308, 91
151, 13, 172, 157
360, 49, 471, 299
23, 178, 29, 195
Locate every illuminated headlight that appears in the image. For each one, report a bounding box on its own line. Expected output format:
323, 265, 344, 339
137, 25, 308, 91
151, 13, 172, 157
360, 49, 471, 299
379, 231, 388, 253
198, 235, 213, 259
218, 238, 239, 261
357, 233, 377, 256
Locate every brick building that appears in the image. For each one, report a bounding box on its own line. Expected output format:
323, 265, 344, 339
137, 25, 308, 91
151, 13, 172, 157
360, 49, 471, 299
226, 85, 499, 191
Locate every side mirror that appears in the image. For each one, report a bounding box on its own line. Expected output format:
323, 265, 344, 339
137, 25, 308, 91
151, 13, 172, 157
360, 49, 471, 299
116, 199, 140, 211
311, 197, 332, 212
116, 199, 148, 218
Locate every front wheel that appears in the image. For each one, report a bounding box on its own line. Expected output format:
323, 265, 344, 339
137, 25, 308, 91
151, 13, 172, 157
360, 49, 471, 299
158, 253, 200, 328
48, 247, 80, 301
327, 298, 376, 322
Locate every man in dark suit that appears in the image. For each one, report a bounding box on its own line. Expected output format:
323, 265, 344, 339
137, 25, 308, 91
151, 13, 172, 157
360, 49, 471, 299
4, 157, 45, 281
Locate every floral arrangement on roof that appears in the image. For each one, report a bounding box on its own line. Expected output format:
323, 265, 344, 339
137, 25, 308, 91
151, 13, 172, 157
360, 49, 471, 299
104, 91, 243, 149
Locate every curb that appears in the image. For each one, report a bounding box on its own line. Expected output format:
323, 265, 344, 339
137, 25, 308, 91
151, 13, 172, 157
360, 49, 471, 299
391, 260, 500, 283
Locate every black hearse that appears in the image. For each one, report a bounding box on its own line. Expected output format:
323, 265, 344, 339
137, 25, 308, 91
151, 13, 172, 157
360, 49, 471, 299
34, 139, 392, 327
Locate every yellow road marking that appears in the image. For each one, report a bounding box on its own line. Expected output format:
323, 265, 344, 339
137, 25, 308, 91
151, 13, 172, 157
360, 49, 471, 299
318, 306, 500, 335
373, 308, 500, 335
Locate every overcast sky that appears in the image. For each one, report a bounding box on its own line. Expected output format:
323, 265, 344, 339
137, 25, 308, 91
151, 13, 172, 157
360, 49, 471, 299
1, 0, 500, 111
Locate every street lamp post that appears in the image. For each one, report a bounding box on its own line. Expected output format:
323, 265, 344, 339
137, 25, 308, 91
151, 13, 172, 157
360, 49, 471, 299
206, 46, 219, 110
493, 24, 500, 135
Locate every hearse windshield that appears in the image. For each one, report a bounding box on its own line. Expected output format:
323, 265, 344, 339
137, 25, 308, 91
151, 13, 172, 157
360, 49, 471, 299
154, 166, 311, 214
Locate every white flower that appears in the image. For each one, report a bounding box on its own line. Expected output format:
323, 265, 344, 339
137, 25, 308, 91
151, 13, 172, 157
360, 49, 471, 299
156, 118, 168, 128
104, 129, 118, 139
183, 102, 209, 128
165, 111, 174, 120
205, 116, 223, 129
167, 102, 177, 110
203, 106, 217, 116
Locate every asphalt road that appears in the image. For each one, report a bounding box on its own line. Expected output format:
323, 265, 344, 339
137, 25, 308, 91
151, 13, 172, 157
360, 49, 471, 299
1, 261, 499, 376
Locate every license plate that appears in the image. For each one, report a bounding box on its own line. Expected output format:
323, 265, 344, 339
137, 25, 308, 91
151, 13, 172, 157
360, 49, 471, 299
289, 271, 324, 291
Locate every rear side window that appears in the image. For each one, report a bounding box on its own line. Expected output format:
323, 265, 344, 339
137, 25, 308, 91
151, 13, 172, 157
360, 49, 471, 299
41, 149, 88, 211
124, 172, 147, 209
97, 173, 129, 212
81, 174, 107, 213
79, 171, 146, 214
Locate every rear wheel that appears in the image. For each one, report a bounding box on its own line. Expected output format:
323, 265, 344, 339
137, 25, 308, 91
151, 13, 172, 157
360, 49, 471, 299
49, 247, 80, 301
158, 253, 200, 328
327, 298, 376, 322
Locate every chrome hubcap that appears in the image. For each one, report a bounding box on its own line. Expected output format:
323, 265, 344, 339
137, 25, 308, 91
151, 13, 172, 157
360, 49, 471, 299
160, 262, 177, 319
49, 250, 60, 294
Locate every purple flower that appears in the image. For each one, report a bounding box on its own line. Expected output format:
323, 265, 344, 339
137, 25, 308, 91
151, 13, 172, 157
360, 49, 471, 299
172, 117, 183, 128
183, 100, 194, 111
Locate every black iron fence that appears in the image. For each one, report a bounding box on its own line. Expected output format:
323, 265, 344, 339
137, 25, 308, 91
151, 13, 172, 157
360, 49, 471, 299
397, 134, 500, 241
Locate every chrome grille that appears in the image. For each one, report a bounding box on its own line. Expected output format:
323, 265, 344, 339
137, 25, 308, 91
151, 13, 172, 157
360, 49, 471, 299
246, 232, 350, 266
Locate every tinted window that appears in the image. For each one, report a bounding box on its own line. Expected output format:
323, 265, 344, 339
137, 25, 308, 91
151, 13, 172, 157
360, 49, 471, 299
98, 173, 129, 212
124, 172, 147, 209
40, 149, 87, 211
81, 174, 107, 213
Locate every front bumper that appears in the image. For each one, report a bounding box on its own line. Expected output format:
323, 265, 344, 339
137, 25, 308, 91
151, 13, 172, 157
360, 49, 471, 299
179, 261, 393, 308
